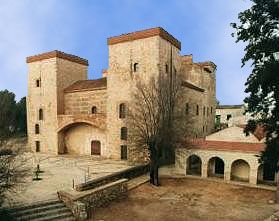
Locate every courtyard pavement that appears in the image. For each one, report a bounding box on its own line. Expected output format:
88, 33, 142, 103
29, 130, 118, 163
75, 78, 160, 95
4, 152, 131, 206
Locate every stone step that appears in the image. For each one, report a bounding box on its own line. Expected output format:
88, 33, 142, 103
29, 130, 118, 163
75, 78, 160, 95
7, 199, 75, 221
10, 202, 65, 217
9, 199, 61, 213
28, 211, 75, 221
14, 207, 71, 221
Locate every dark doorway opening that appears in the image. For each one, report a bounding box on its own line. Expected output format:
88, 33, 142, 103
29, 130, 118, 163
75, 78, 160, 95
91, 140, 101, 155
121, 145, 127, 160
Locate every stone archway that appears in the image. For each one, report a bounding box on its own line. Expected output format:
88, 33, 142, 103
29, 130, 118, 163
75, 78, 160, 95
186, 155, 202, 176
208, 157, 225, 178
231, 159, 250, 182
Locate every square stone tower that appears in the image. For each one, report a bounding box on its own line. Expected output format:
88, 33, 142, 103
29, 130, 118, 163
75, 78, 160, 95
106, 28, 182, 162
26, 50, 88, 153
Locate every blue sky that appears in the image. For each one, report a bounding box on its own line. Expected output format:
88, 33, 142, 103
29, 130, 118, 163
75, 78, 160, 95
0, 0, 252, 104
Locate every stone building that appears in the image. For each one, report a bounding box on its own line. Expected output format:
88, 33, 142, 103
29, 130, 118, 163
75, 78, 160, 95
216, 104, 250, 127
174, 125, 276, 185
26, 27, 216, 162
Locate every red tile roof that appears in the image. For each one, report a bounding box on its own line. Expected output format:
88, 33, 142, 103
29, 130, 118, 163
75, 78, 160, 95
107, 27, 181, 50
185, 139, 265, 153
64, 78, 107, 93
26, 50, 89, 66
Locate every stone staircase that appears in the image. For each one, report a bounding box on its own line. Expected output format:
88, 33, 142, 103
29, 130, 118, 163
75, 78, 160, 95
8, 199, 75, 221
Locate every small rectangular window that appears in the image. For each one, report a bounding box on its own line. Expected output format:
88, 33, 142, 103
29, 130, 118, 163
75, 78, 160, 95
203, 106, 205, 116
196, 105, 199, 116
207, 107, 209, 116
211, 107, 213, 114
35, 141, 40, 152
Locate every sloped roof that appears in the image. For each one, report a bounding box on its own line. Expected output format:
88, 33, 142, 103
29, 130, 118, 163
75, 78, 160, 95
26, 50, 88, 66
182, 81, 204, 92
64, 78, 107, 93
107, 27, 181, 50
187, 139, 264, 153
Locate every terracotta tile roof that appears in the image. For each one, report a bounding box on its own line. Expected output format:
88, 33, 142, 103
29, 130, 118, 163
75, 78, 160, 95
217, 104, 243, 109
184, 139, 265, 153
107, 27, 181, 50
182, 81, 204, 92
64, 78, 107, 93
26, 50, 89, 66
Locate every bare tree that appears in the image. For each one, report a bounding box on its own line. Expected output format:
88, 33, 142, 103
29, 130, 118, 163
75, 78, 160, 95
0, 145, 30, 207
127, 71, 189, 186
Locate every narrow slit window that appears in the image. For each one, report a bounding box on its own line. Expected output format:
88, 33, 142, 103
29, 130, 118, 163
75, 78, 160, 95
196, 105, 199, 116
119, 103, 126, 119
39, 109, 43, 120
185, 103, 189, 115
133, 63, 139, 72
35, 124, 40, 134
36, 79, 41, 87
121, 127, 128, 140
92, 106, 97, 114
35, 141, 40, 152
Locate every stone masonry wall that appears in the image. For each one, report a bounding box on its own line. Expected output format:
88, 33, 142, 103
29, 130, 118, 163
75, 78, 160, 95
64, 89, 107, 115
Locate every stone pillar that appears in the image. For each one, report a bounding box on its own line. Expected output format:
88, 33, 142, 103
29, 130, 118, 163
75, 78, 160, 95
249, 168, 258, 185
201, 162, 208, 178
224, 163, 231, 182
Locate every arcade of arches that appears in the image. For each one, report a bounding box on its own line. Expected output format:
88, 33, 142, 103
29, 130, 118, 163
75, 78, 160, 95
176, 149, 277, 186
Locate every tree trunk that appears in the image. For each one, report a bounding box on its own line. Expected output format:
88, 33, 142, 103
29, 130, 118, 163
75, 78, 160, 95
276, 171, 279, 203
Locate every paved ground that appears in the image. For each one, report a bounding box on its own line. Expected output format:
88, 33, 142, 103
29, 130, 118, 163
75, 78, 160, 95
92, 178, 279, 221
4, 152, 131, 206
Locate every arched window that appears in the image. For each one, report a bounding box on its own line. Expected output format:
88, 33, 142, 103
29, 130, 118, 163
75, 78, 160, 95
121, 127, 128, 140
133, 63, 139, 72
35, 124, 40, 134
119, 103, 126, 119
39, 109, 43, 120
91, 106, 97, 114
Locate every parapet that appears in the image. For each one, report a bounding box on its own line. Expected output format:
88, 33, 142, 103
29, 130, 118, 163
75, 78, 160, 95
26, 50, 89, 66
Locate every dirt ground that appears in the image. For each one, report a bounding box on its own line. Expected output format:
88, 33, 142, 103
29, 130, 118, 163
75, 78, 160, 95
91, 178, 278, 221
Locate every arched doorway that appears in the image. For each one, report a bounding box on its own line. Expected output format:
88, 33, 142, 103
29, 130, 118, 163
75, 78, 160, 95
91, 140, 101, 155
208, 157, 225, 178
257, 164, 276, 185
186, 155, 202, 176
231, 159, 250, 182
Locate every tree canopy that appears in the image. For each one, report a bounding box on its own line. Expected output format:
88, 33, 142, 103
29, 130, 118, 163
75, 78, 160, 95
232, 0, 279, 168
0, 90, 27, 145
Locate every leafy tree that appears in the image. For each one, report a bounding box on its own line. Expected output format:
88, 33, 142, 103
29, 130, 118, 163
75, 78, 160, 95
0, 90, 17, 145
15, 97, 27, 135
232, 0, 279, 184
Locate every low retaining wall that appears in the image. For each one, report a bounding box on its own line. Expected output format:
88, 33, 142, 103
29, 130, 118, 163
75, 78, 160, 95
58, 178, 128, 221
75, 164, 149, 191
